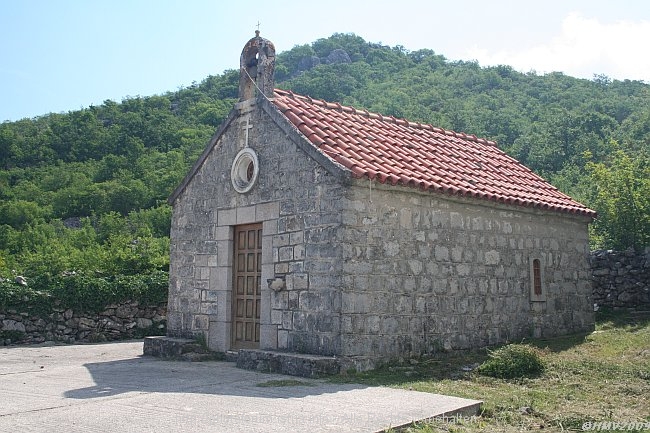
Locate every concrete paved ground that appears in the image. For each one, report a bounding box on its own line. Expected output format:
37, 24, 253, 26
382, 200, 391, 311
0, 341, 481, 432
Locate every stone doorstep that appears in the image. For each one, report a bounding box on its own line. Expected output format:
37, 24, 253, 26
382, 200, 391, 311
144, 338, 379, 377
143, 336, 194, 357
236, 349, 340, 378
143, 337, 340, 377
143, 336, 215, 361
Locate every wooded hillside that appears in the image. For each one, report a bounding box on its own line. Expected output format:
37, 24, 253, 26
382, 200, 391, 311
0, 33, 648, 301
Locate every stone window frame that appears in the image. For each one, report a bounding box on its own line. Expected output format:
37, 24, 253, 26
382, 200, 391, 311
231, 148, 259, 193
529, 255, 546, 302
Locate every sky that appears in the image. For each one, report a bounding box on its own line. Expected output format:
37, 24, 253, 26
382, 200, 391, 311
1, 0, 649, 122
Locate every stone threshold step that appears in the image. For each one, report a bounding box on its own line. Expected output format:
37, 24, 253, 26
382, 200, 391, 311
145, 338, 352, 378
143, 336, 216, 361
236, 349, 340, 378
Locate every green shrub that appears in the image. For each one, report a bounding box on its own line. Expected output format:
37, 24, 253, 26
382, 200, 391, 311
477, 344, 545, 379
0, 270, 168, 315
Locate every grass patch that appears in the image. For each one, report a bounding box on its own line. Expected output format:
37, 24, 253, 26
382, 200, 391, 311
334, 310, 650, 432
256, 379, 316, 387
477, 344, 545, 379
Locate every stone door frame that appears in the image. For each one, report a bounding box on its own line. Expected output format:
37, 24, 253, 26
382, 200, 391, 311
207, 203, 279, 352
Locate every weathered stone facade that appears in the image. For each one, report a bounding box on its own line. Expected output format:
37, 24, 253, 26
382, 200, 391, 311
338, 183, 593, 361
167, 100, 594, 365
167, 97, 347, 355
165, 33, 595, 369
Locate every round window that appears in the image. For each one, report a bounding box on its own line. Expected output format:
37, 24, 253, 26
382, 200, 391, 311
231, 148, 259, 193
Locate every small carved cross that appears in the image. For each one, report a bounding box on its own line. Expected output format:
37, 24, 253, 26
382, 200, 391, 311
256, 21, 261, 31
242, 118, 253, 147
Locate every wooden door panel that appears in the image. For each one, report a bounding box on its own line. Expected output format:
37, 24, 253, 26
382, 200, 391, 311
231, 223, 262, 349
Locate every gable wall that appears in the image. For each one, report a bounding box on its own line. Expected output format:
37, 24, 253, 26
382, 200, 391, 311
339, 182, 594, 362
168, 103, 345, 354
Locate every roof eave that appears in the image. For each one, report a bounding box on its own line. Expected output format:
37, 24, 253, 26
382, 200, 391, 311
261, 97, 352, 184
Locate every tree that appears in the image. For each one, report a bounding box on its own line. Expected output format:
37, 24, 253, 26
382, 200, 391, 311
585, 142, 650, 250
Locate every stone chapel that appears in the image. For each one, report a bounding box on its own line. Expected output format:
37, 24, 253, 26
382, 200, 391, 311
155, 32, 595, 371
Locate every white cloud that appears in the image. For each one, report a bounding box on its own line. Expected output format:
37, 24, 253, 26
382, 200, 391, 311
465, 12, 650, 82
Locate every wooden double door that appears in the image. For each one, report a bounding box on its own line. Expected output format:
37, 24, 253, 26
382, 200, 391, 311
231, 223, 262, 349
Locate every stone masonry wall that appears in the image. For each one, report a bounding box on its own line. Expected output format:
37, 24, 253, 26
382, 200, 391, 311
590, 248, 650, 310
1, 300, 166, 345
168, 100, 346, 355
339, 182, 594, 360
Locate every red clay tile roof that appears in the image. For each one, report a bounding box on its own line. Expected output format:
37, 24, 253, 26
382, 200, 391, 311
272, 89, 596, 218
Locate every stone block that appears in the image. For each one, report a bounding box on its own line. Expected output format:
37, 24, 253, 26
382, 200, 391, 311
271, 309, 283, 325
271, 291, 288, 309
216, 241, 232, 266
451, 246, 463, 262
274, 262, 288, 274
166, 311, 183, 331
278, 246, 293, 261
282, 311, 293, 330
289, 261, 304, 273
450, 212, 464, 228
262, 219, 277, 236
434, 245, 449, 261
293, 244, 305, 260
292, 311, 306, 331
195, 254, 209, 267
278, 330, 289, 349
2, 319, 26, 333
289, 230, 304, 244
210, 267, 231, 291
273, 233, 290, 247
208, 320, 230, 352
236, 349, 339, 377
193, 314, 209, 330
236, 205, 256, 224
256, 201, 279, 221
278, 215, 304, 232
214, 225, 232, 241
288, 291, 299, 309
144, 336, 195, 358
216, 291, 231, 322
399, 208, 412, 228
383, 240, 400, 257
261, 263, 274, 282
286, 273, 309, 291
195, 266, 210, 281
218, 208, 236, 226
259, 289, 271, 324
259, 324, 278, 350
407, 260, 423, 275
261, 236, 273, 264
200, 302, 219, 315
341, 292, 369, 314
365, 315, 380, 334
201, 290, 219, 302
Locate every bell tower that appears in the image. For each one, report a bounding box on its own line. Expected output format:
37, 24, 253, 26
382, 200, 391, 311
239, 30, 276, 101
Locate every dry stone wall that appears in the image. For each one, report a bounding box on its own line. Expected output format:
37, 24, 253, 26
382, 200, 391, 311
591, 248, 650, 310
1, 301, 166, 345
